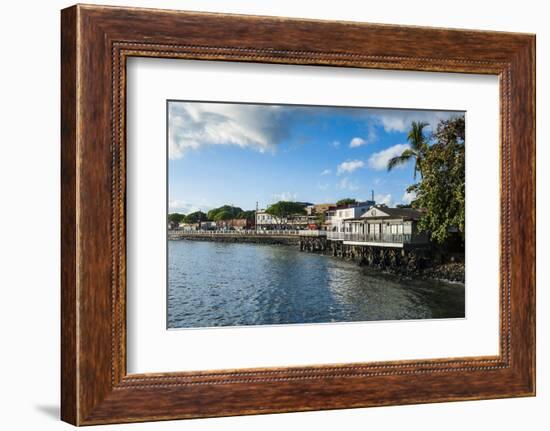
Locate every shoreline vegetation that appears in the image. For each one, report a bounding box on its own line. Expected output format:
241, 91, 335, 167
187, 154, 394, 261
168, 233, 465, 284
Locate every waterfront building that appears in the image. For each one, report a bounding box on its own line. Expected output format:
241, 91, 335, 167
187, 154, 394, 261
218, 218, 254, 230
256, 209, 317, 230
333, 205, 429, 247
326, 201, 375, 233
198, 221, 217, 230
287, 214, 319, 229
178, 222, 199, 231
305, 203, 335, 216
256, 210, 285, 230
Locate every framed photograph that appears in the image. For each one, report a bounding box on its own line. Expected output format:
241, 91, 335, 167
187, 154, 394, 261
61, 4, 535, 425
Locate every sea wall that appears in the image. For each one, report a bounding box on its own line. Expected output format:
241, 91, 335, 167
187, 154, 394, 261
169, 232, 300, 246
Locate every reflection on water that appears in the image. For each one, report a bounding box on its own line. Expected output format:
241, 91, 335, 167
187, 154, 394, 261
168, 241, 465, 329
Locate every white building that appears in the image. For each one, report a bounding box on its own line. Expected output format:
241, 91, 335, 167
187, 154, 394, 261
198, 221, 217, 230
178, 222, 198, 231
256, 209, 317, 230
256, 210, 285, 229
338, 206, 430, 247
327, 201, 375, 232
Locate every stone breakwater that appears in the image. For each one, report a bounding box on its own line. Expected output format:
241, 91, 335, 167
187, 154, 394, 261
169, 232, 300, 246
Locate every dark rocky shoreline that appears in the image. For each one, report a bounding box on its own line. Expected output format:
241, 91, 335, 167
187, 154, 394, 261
419, 262, 465, 284
373, 261, 465, 284
329, 248, 464, 284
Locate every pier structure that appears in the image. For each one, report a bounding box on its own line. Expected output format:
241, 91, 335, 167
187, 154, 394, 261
297, 229, 431, 272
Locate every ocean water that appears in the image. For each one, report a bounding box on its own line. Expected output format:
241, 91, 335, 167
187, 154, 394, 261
167, 240, 465, 329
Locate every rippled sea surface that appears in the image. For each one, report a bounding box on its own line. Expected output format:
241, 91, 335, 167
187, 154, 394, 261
168, 240, 465, 329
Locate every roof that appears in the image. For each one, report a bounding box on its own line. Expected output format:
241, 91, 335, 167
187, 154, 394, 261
363, 207, 426, 220
334, 200, 375, 210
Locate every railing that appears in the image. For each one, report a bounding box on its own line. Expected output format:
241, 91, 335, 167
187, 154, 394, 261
326, 231, 412, 244
170, 229, 305, 236
326, 231, 345, 240
170, 227, 421, 245
170, 228, 331, 237
169, 228, 418, 245
344, 233, 412, 243
298, 230, 327, 237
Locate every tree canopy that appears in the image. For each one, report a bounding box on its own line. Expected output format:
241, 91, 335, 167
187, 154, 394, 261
236, 210, 256, 221
205, 205, 257, 222
406, 116, 465, 244
266, 201, 306, 220
211, 210, 234, 221
167, 213, 186, 224
183, 211, 207, 224
175, 205, 255, 224
336, 198, 357, 206
207, 205, 243, 221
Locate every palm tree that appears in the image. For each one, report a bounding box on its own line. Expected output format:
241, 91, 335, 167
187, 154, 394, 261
387, 121, 429, 179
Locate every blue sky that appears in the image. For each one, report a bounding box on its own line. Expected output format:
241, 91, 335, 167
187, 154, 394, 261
168, 101, 463, 214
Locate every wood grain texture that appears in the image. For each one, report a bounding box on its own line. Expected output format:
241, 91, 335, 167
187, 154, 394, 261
60, 4, 536, 425
60, 6, 78, 425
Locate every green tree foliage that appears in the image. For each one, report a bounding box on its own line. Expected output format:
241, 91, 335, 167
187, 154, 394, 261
407, 116, 465, 244
266, 201, 306, 221
207, 205, 243, 221
387, 121, 429, 179
316, 212, 326, 225
237, 210, 256, 221
167, 213, 186, 224
183, 211, 207, 224
212, 210, 234, 221
336, 198, 357, 206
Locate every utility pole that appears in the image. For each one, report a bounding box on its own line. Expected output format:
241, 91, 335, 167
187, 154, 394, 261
255, 201, 258, 233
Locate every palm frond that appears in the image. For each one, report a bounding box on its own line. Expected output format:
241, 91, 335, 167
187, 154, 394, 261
408, 121, 429, 151
387, 151, 413, 171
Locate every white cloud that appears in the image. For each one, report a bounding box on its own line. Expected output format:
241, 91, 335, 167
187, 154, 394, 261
168, 102, 293, 159
368, 109, 461, 133
272, 192, 298, 202
349, 137, 366, 148
168, 103, 463, 159
375, 193, 393, 206
349, 123, 377, 148
337, 177, 359, 191
368, 144, 410, 171
321, 169, 332, 176
337, 159, 365, 175
402, 190, 416, 205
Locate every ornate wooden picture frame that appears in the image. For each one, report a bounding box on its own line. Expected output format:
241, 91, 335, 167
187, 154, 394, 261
61, 4, 535, 425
